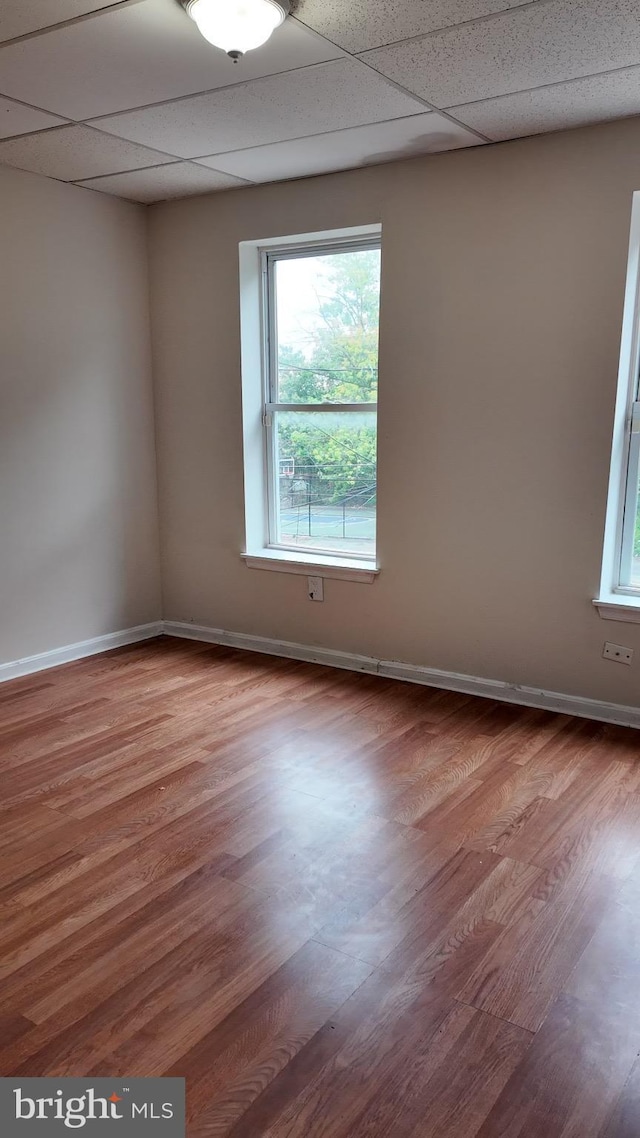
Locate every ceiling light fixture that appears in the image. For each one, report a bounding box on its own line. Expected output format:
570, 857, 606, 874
182, 0, 290, 61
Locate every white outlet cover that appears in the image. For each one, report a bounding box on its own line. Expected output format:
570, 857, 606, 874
603, 642, 633, 665
308, 576, 324, 602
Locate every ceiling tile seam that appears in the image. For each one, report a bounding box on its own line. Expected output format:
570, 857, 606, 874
353, 51, 640, 141
82, 56, 355, 124
0, 121, 80, 142
0, 88, 113, 139
356, 0, 559, 57
0, 21, 345, 125
2, 57, 638, 168
0, 119, 187, 166
0, 0, 143, 50
0, 156, 69, 182
350, 60, 493, 144
287, 26, 492, 145
292, 0, 546, 55
442, 60, 640, 112
182, 110, 437, 162
61, 158, 175, 182
77, 52, 640, 138
70, 159, 256, 185
0, 122, 73, 145
81, 121, 186, 162
0, 154, 163, 183
0, 67, 465, 157
0, 91, 68, 117
0, 95, 98, 138
0, 8, 549, 144
0, 50, 347, 128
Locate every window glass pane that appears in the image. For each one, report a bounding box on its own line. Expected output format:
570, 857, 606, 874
635, 378, 640, 588
632, 468, 640, 588
621, 418, 640, 589
273, 248, 380, 404
274, 411, 376, 557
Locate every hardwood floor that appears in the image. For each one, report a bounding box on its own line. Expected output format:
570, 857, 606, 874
1, 635, 640, 1136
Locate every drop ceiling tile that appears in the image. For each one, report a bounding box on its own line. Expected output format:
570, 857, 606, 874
0, 124, 177, 181
0, 0, 125, 43
77, 161, 250, 202
450, 66, 640, 140
0, 96, 66, 140
95, 58, 425, 159
196, 111, 483, 183
0, 0, 342, 120
292, 0, 531, 54
360, 0, 640, 108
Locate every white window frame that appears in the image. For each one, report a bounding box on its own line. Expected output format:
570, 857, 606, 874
239, 224, 382, 583
595, 192, 640, 623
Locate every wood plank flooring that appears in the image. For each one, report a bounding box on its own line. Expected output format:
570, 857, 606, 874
1, 636, 640, 1136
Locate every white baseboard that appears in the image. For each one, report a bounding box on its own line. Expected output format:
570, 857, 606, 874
0, 622, 163, 684
164, 620, 640, 730
3, 618, 637, 730
164, 621, 380, 674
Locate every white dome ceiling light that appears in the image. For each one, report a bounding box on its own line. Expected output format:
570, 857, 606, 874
182, 0, 290, 61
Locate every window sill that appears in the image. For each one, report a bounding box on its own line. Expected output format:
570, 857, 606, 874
242, 550, 379, 583
593, 595, 640, 623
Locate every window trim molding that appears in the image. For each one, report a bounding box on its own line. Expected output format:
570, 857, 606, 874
242, 551, 379, 583
593, 597, 640, 623
595, 191, 640, 618
239, 223, 382, 579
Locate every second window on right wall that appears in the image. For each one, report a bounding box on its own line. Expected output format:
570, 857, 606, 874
620, 372, 640, 590
599, 191, 640, 608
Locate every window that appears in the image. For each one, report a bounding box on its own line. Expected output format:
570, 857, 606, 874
239, 225, 382, 580
621, 405, 640, 591
597, 193, 640, 620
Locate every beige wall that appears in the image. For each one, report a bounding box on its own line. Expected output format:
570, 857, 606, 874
147, 116, 640, 706
0, 165, 161, 665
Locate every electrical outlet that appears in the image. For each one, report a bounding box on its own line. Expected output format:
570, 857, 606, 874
603, 642, 634, 665
308, 576, 324, 602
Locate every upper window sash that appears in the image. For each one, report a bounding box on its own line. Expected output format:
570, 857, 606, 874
263, 238, 381, 406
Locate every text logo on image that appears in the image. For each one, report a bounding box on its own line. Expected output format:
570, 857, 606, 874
0, 1078, 185, 1135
